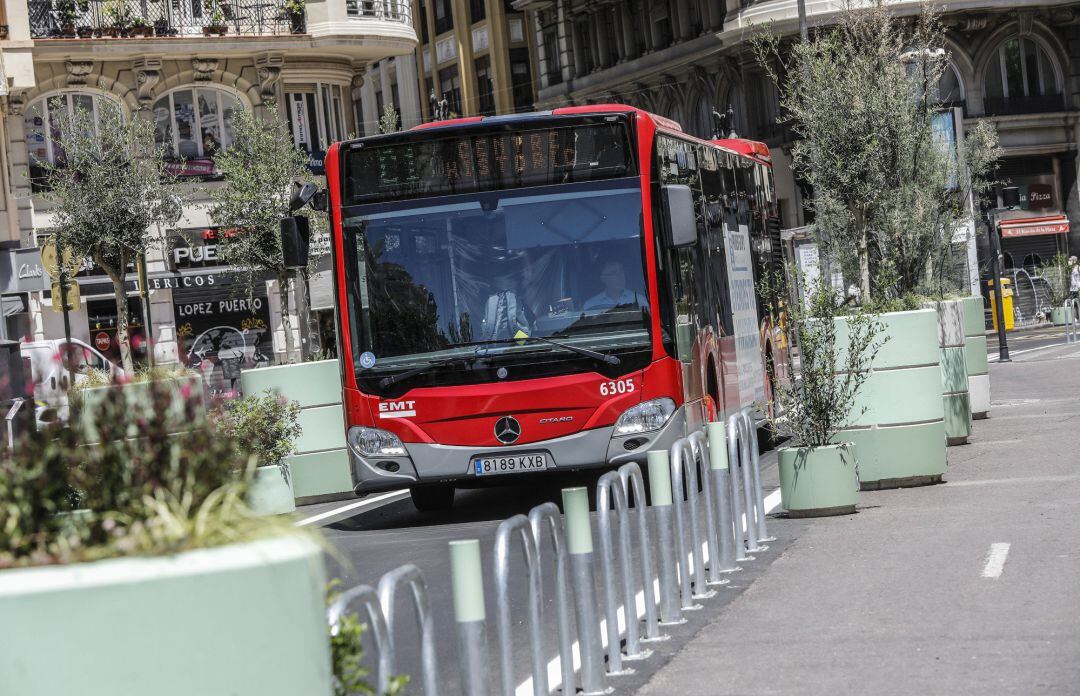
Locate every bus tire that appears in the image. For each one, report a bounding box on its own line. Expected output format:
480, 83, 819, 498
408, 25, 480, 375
409, 484, 455, 512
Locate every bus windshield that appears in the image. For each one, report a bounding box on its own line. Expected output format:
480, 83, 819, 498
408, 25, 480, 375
342, 177, 651, 383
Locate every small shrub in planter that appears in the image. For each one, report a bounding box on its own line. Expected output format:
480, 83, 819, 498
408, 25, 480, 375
766, 271, 885, 517
217, 390, 302, 514
0, 382, 335, 695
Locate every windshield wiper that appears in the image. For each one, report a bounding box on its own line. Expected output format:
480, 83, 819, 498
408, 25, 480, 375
377, 352, 478, 389
477, 335, 621, 366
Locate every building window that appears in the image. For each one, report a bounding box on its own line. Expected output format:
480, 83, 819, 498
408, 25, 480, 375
286, 84, 346, 160
152, 87, 243, 177
938, 62, 964, 106
24, 91, 121, 191
439, 64, 462, 116
984, 36, 1063, 114
434, 0, 453, 34
417, 0, 430, 42
510, 48, 532, 113
469, 0, 485, 24
475, 55, 495, 116
543, 25, 562, 85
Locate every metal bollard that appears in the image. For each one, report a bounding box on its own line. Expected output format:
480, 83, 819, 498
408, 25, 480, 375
494, 515, 547, 696
561, 487, 609, 691
327, 584, 392, 695
597, 471, 650, 664
376, 564, 440, 696
617, 463, 662, 641
742, 410, 774, 545
1067, 299, 1079, 344
726, 413, 752, 560
529, 503, 576, 695
705, 421, 739, 573
449, 539, 490, 696
670, 438, 714, 605
736, 415, 761, 553
646, 451, 684, 625
688, 430, 728, 587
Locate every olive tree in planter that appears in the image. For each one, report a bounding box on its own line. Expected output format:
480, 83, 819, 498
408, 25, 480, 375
768, 274, 884, 516
39, 100, 183, 374
218, 389, 302, 515
0, 382, 331, 696
207, 102, 323, 363
1041, 252, 1072, 325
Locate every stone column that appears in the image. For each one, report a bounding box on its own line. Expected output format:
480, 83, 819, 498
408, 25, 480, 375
534, 10, 549, 89
588, 14, 601, 72
449, 0, 476, 115
556, 0, 574, 83
396, 54, 423, 129
489, 0, 515, 114
572, 17, 587, 77
675, 0, 692, 40
379, 59, 393, 121
620, 3, 638, 60
360, 70, 379, 135
596, 9, 612, 69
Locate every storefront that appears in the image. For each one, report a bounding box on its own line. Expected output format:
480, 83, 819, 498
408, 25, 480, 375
0, 246, 47, 342
994, 158, 1071, 271
165, 228, 274, 396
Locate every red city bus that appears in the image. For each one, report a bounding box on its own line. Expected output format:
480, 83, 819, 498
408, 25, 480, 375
323, 105, 783, 511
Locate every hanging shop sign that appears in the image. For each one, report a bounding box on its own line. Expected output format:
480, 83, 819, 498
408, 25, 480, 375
0, 247, 49, 293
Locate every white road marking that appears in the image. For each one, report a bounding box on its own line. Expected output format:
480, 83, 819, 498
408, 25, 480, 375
989, 342, 1077, 361
294, 490, 410, 527
982, 543, 1010, 579
514, 487, 783, 696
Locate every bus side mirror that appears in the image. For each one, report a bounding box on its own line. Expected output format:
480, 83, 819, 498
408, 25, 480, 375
662, 184, 697, 247
281, 216, 311, 269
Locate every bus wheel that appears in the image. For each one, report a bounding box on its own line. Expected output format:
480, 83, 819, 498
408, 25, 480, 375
410, 484, 455, 512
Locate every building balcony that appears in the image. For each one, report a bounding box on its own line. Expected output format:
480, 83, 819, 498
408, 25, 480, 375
27, 0, 416, 61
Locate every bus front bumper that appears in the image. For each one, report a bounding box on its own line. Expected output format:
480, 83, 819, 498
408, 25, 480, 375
347, 409, 688, 495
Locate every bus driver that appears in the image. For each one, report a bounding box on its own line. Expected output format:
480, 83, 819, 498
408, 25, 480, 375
584, 260, 647, 311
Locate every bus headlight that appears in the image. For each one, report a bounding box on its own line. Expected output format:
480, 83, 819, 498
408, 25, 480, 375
348, 426, 408, 457
614, 398, 676, 435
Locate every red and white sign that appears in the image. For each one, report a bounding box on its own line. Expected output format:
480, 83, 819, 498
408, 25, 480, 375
999, 215, 1070, 239
94, 331, 111, 351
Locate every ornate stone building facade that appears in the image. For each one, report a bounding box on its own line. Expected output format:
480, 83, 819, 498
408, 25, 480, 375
517, 0, 1080, 282
0, 0, 416, 376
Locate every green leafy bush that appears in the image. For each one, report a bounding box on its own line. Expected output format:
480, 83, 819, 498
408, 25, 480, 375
0, 380, 271, 569
217, 390, 301, 473
328, 581, 408, 696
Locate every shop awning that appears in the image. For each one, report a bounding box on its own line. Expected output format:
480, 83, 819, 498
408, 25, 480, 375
1, 295, 27, 317
999, 215, 1070, 238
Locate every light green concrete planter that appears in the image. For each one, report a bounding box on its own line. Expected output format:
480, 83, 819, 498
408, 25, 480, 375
76, 375, 205, 442
248, 464, 296, 515
961, 296, 990, 420
834, 309, 946, 489
777, 443, 859, 517
0, 536, 330, 696
240, 360, 352, 501
930, 299, 971, 446
1051, 306, 1070, 326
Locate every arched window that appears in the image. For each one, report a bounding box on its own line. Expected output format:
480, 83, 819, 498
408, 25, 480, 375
24, 91, 122, 192
152, 87, 243, 176
984, 36, 1063, 114
937, 62, 964, 105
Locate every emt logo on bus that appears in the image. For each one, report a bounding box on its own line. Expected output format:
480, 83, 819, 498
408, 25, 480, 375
379, 400, 417, 419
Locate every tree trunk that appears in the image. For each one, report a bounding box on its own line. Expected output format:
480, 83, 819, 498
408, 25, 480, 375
855, 210, 871, 301
277, 271, 297, 362
99, 254, 134, 374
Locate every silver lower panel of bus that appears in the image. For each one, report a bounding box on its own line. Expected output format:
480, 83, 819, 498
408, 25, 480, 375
348, 407, 688, 494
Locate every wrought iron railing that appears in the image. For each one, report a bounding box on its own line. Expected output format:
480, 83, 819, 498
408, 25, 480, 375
345, 0, 410, 23
29, 0, 304, 38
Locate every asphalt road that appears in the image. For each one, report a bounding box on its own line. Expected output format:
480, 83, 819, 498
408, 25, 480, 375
306, 448, 792, 696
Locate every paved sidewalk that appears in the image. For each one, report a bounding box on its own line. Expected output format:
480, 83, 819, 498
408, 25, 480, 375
637, 341, 1080, 695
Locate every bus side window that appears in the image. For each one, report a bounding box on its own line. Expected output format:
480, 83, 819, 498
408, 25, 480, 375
701, 164, 735, 337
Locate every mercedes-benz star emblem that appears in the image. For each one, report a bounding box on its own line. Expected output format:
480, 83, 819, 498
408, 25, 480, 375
494, 416, 521, 444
